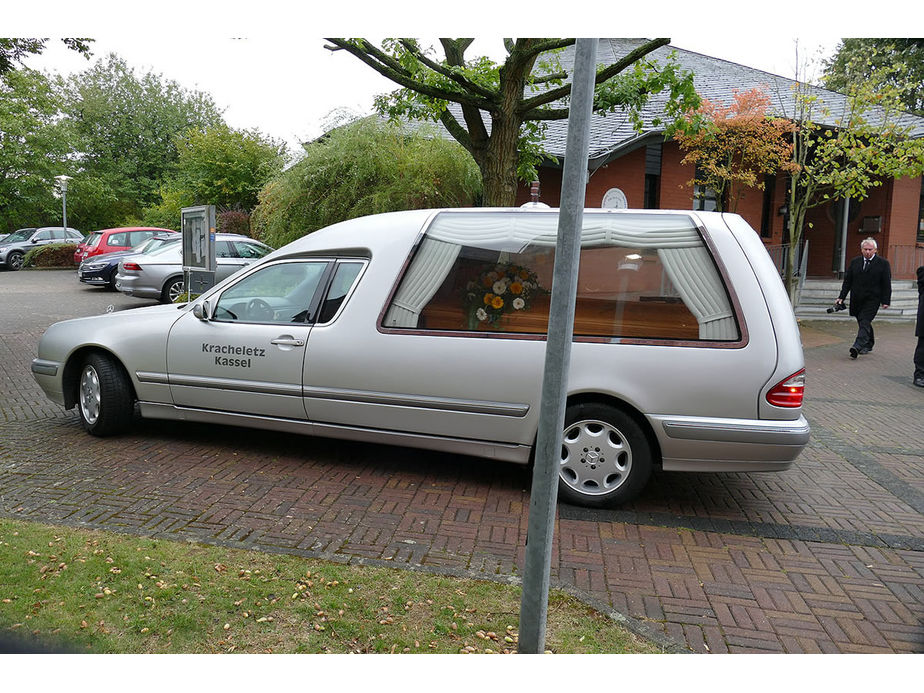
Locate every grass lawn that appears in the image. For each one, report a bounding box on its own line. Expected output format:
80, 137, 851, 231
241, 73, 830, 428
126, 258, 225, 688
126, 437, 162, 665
0, 517, 662, 655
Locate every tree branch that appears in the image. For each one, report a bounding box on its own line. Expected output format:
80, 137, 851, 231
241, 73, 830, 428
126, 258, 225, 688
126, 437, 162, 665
519, 107, 571, 121
511, 38, 576, 62
324, 38, 494, 110
385, 38, 496, 101
530, 71, 569, 85
518, 38, 670, 113
437, 108, 475, 153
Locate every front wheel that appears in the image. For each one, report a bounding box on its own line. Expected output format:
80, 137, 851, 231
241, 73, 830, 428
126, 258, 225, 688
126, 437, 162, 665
161, 277, 185, 304
77, 353, 134, 436
557, 402, 653, 508
7, 251, 24, 271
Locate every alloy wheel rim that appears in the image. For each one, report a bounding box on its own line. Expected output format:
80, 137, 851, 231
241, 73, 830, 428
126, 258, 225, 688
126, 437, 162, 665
559, 418, 632, 497
79, 365, 101, 425
168, 280, 185, 302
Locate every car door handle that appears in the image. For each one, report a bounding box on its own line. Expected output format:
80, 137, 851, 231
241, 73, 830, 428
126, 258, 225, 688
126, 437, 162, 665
271, 337, 305, 347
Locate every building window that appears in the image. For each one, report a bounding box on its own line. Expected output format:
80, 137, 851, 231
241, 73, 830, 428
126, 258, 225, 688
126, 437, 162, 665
644, 143, 662, 209
918, 176, 924, 243
760, 174, 776, 238
644, 174, 660, 209
693, 183, 719, 212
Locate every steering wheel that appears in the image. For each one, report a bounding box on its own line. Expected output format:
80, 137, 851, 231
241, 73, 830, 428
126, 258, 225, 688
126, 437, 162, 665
246, 298, 274, 321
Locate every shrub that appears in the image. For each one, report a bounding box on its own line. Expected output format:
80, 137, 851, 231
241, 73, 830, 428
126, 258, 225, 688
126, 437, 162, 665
217, 210, 251, 237
251, 118, 482, 249
23, 243, 79, 268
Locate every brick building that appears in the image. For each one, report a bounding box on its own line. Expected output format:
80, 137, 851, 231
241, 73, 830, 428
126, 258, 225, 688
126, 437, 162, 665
513, 39, 924, 280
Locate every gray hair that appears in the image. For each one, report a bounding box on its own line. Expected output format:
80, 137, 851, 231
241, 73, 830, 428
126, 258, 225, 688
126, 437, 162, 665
860, 237, 878, 250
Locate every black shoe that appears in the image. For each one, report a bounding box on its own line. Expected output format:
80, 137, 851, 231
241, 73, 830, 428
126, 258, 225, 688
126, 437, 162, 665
849, 347, 858, 359
914, 378, 924, 388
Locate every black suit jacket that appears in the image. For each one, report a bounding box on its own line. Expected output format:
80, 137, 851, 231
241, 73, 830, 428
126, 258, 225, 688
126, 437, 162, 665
916, 265, 923, 337
838, 254, 892, 316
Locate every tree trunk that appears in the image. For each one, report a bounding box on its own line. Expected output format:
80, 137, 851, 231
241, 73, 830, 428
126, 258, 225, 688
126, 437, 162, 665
480, 116, 523, 206
785, 204, 807, 304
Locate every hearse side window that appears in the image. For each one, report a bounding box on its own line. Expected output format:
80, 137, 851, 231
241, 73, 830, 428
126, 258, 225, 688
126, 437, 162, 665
317, 261, 364, 323
384, 212, 739, 341
212, 261, 329, 324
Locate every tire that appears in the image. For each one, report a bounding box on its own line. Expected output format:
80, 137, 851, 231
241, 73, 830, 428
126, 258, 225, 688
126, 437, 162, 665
161, 277, 185, 304
7, 251, 24, 271
77, 353, 134, 436
557, 402, 652, 508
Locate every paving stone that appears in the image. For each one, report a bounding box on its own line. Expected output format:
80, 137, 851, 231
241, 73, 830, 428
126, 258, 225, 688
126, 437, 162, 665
2, 273, 923, 652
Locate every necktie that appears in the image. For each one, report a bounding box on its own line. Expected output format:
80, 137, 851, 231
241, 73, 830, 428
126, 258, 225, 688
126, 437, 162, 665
863, 259, 869, 271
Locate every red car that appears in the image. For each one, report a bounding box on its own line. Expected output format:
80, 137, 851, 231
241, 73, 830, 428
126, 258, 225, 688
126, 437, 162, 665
74, 227, 175, 263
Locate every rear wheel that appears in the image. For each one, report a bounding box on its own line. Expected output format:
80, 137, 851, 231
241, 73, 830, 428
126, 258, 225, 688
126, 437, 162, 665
77, 353, 134, 436
7, 251, 24, 271
161, 277, 185, 304
557, 402, 652, 508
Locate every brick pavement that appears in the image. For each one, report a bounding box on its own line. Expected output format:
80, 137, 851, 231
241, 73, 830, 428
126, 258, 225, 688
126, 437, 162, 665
1, 270, 922, 653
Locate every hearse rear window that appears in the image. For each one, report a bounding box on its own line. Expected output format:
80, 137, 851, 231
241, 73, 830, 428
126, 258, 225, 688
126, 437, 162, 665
384, 211, 739, 341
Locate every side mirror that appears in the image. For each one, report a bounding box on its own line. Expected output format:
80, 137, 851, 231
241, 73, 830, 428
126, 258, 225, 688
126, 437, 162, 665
193, 300, 211, 321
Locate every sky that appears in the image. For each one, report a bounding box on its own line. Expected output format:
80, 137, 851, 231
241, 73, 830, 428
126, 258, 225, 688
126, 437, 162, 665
7, 0, 905, 156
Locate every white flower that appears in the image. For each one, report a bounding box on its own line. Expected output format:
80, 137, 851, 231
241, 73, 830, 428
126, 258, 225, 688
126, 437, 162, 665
493, 279, 508, 295
476, 308, 488, 321
513, 297, 525, 310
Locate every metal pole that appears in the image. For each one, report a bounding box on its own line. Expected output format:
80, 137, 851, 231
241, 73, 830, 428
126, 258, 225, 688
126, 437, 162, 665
55, 176, 71, 231
518, 37, 598, 654
838, 197, 850, 275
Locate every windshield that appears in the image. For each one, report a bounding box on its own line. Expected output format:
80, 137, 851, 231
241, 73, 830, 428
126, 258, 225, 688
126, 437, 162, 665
84, 232, 103, 248
3, 228, 37, 243
140, 236, 179, 254
147, 241, 181, 257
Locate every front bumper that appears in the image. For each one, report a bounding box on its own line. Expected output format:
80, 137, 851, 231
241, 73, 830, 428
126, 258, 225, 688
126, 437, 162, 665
78, 268, 111, 285
31, 358, 65, 406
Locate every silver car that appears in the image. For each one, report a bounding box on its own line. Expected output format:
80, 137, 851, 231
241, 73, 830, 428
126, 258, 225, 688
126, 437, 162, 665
115, 233, 273, 303
32, 208, 809, 508
0, 226, 83, 270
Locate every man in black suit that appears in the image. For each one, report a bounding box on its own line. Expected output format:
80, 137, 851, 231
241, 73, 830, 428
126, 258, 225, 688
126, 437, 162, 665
835, 237, 891, 359
914, 265, 924, 387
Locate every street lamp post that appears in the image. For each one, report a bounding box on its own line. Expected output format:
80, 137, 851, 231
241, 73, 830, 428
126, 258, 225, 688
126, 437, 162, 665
54, 175, 72, 230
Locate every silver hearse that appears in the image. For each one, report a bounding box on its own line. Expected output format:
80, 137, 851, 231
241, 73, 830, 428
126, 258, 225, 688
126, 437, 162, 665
32, 209, 809, 507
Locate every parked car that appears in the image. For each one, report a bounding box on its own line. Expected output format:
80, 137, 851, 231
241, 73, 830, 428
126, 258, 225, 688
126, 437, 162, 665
78, 233, 181, 290
31, 208, 809, 508
0, 226, 83, 271
74, 226, 175, 264
115, 233, 273, 303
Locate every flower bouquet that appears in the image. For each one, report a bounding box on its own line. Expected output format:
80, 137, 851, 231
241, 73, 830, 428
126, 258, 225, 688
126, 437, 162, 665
465, 263, 544, 329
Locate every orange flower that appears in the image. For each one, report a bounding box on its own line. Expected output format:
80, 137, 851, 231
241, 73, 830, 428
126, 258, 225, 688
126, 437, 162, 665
509, 281, 523, 295
484, 293, 494, 305
491, 295, 504, 309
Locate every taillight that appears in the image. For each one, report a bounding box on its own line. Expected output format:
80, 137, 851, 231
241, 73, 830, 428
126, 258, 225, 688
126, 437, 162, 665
122, 262, 141, 271
766, 369, 805, 408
